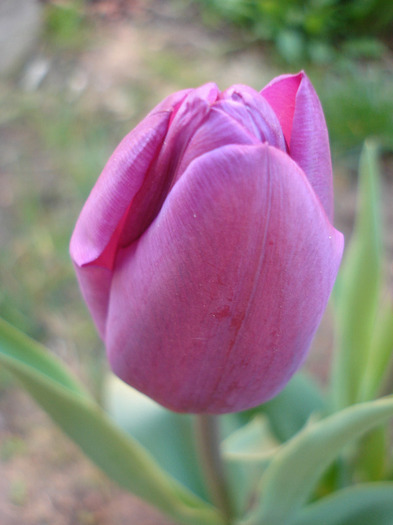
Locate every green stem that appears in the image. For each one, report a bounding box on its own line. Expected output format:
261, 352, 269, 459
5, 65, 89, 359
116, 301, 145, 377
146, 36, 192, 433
195, 414, 234, 525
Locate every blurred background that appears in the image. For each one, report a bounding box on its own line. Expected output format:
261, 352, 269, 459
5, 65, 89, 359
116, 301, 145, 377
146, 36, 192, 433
0, 0, 392, 523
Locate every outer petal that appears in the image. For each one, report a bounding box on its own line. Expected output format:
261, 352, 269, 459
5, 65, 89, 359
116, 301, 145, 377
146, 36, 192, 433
70, 89, 191, 337
106, 144, 344, 414
70, 88, 191, 270
118, 83, 220, 242
261, 72, 334, 221
69, 108, 173, 338
72, 264, 111, 339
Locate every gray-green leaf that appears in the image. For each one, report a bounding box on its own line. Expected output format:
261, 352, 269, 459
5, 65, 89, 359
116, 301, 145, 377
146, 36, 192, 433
0, 318, 223, 525
289, 483, 393, 525
240, 396, 393, 525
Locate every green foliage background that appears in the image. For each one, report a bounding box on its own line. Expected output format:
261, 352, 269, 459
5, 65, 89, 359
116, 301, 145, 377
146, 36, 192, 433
194, 0, 393, 63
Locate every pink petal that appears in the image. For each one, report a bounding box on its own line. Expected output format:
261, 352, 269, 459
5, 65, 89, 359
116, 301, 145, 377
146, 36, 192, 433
176, 84, 286, 178
72, 264, 112, 339
70, 89, 191, 270
175, 106, 260, 176
69, 107, 174, 338
220, 84, 286, 150
106, 143, 343, 413
261, 73, 302, 145
117, 83, 220, 245
70, 85, 220, 340
289, 73, 334, 220
262, 72, 334, 220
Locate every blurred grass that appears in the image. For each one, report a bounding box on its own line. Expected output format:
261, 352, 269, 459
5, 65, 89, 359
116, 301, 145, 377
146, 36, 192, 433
0, 89, 123, 390
44, 0, 90, 50
312, 62, 393, 156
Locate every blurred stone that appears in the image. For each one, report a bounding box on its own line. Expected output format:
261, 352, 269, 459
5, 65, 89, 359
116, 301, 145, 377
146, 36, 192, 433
21, 57, 50, 91
0, 0, 43, 75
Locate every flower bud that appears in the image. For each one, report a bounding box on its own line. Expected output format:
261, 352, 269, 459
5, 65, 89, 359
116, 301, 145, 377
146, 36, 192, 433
70, 72, 344, 414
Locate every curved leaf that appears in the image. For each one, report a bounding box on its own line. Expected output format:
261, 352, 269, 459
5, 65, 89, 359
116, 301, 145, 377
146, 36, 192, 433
0, 318, 222, 525
332, 140, 382, 409
360, 301, 393, 400
0, 316, 89, 398
246, 372, 325, 442
104, 373, 209, 501
289, 483, 393, 525
240, 396, 393, 525
222, 415, 279, 516
223, 415, 279, 462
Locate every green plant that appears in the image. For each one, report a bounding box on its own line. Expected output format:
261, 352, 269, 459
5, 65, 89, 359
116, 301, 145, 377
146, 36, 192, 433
194, 0, 392, 63
44, 1, 89, 50
314, 65, 393, 153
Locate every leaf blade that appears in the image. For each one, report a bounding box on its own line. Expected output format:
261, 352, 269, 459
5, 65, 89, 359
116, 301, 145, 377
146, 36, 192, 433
0, 317, 89, 398
289, 483, 393, 525
240, 396, 393, 525
104, 373, 209, 501
244, 373, 325, 442
0, 318, 223, 525
332, 140, 382, 409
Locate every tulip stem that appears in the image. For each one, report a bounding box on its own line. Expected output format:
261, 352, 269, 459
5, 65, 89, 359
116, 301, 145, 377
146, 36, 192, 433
195, 414, 233, 524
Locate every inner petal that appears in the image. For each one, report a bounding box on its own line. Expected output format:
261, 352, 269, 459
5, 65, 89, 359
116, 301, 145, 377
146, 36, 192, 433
219, 84, 287, 151
175, 106, 260, 177
117, 83, 220, 248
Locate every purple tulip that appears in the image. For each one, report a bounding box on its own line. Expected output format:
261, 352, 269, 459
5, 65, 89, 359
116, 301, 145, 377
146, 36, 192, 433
70, 72, 344, 414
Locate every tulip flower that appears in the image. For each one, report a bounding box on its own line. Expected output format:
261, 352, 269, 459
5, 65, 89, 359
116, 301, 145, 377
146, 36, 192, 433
70, 72, 344, 414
